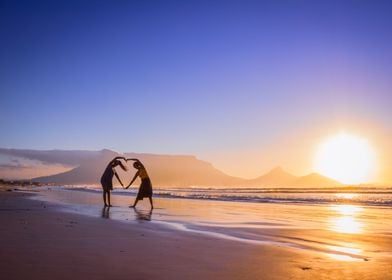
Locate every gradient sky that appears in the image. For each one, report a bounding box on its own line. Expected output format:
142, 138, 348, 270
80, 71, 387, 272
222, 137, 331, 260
1, 0, 391, 181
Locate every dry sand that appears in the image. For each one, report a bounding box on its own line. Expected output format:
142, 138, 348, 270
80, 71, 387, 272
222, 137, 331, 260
0, 190, 391, 280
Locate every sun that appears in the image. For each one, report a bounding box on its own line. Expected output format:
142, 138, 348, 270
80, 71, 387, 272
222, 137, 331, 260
314, 132, 376, 184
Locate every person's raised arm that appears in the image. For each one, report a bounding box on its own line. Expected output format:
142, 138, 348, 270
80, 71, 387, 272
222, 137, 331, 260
113, 170, 124, 187
126, 158, 145, 168
125, 171, 139, 189
112, 156, 126, 162
108, 157, 126, 166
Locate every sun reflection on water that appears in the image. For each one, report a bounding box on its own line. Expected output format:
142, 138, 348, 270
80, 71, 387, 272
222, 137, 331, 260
331, 204, 362, 216
331, 216, 362, 234
335, 193, 359, 200
326, 253, 361, 261
325, 245, 363, 261
326, 202, 366, 261
329, 204, 363, 234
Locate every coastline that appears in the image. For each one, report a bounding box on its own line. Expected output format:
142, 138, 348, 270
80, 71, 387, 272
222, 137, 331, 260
1, 189, 391, 279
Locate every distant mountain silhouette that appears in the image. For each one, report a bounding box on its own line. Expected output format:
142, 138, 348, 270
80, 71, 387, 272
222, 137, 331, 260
248, 167, 298, 186
245, 167, 342, 187
291, 172, 342, 188
32, 150, 244, 186
123, 152, 244, 186
0, 148, 343, 187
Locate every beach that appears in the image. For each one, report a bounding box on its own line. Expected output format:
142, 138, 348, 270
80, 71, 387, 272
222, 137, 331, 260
1, 188, 391, 280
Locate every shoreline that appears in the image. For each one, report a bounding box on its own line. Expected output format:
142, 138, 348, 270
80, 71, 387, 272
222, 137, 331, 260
1, 189, 392, 279
42, 185, 392, 208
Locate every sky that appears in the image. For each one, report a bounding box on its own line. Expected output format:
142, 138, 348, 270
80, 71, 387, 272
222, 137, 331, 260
1, 0, 391, 182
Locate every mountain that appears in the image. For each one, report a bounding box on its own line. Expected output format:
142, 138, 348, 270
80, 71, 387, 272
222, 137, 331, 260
291, 173, 343, 188
248, 167, 298, 186
123, 152, 244, 186
246, 167, 342, 187
0, 148, 343, 187
32, 150, 244, 186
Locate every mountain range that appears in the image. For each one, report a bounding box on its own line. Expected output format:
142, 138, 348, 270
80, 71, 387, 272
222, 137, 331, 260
0, 148, 342, 187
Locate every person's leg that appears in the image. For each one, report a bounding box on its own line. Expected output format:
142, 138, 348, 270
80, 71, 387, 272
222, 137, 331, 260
103, 191, 108, 206
107, 191, 111, 207
149, 197, 154, 209
130, 198, 139, 208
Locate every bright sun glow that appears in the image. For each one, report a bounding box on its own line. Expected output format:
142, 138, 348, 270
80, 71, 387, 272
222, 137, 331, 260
314, 132, 376, 184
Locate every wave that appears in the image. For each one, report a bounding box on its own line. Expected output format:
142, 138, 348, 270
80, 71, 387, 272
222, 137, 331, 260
58, 186, 392, 208
154, 187, 392, 194
153, 192, 392, 207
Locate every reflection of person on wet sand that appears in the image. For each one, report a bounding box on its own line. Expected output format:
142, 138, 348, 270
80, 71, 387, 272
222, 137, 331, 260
101, 206, 110, 219
100, 157, 127, 207
133, 208, 153, 221
125, 158, 154, 209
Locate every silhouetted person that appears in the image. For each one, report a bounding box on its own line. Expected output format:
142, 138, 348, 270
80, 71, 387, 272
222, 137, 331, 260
100, 157, 127, 207
125, 159, 154, 209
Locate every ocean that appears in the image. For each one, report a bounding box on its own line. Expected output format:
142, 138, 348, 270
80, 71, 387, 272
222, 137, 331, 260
66, 185, 392, 207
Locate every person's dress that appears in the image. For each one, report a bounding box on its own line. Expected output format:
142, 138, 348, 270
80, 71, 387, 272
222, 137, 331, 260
136, 177, 153, 199
101, 165, 114, 191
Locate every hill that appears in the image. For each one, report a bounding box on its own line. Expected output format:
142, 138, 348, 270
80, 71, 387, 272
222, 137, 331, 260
291, 172, 343, 188
248, 167, 298, 186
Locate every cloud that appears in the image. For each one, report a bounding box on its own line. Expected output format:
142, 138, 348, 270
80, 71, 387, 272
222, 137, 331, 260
0, 148, 101, 165
0, 163, 31, 170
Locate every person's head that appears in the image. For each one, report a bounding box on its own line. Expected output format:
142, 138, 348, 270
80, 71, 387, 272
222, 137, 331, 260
133, 161, 142, 170
113, 160, 128, 171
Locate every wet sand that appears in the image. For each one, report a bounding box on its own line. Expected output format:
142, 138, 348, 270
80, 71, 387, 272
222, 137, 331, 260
0, 189, 391, 280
